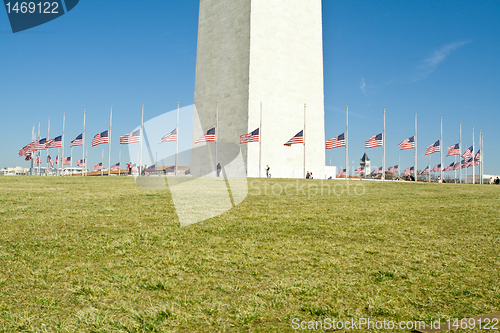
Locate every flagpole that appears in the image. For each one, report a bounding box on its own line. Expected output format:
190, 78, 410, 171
62, 113, 65, 177
481, 133, 484, 184
414, 113, 417, 182
454, 155, 457, 182
101, 146, 104, 177
47, 116, 50, 173
108, 106, 112, 176
31, 123, 35, 175
38, 119, 41, 176
303, 103, 306, 179
472, 126, 475, 184
215, 101, 218, 176
428, 155, 431, 183
398, 153, 400, 180
140, 104, 144, 176
70, 146, 73, 176
119, 149, 121, 176
346, 105, 348, 180
382, 109, 386, 181
440, 117, 443, 183
175, 102, 179, 176
459, 121, 462, 183
83, 109, 86, 176
259, 102, 262, 178
86, 145, 88, 176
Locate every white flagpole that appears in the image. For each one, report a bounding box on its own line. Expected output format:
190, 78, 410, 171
47, 116, 50, 173
382, 109, 386, 181
428, 155, 431, 183
119, 149, 121, 176
83, 109, 86, 176
414, 113, 417, 182
101, 146, 104, 177
38, 119, 41, 176
259, 102, 262, 178
479, 130, 482, 184
86, 145, 88, 175
440, 117, 443, 182
31, 123, 35, 175
62, 113, 65, 176
459, 121, 462, 183
346, 105, 348, 180
108, 106, 112, 176
481, 133, 484, 184
175, 102, 179, 176
70, 147, 73, 176
215, 101, 218, 176
472, 126, 475, 184
303, 103, 306, 179
398, 153, 400, 180
140, 104, 144, 176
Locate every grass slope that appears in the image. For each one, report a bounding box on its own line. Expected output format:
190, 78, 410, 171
0, 177, 499, 332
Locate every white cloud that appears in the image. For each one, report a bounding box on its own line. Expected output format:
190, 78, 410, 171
360, 78, 367, 96
413, 40, 471, 81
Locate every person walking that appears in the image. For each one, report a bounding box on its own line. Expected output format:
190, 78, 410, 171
266, 165, 270, 178
216, 163, 221, 177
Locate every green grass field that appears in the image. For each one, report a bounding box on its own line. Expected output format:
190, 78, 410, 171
0, 176, 499, 332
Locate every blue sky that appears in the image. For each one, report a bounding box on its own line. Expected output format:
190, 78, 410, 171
1, 1, 499, 176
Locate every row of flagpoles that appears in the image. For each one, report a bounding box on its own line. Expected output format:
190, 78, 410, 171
18, 104, 181, 176
326, 109, 485, 184
18, 103, 484, 183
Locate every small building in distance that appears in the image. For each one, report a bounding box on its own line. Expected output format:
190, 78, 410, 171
360, 153, 371, 177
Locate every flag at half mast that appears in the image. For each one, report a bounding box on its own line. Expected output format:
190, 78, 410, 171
431, 164, 441, 172
419, 166, 429, 174
194, 127, 215, 144
425, 140, 440, 155
46, 135, 62, 148
461, 145, 473, 159
93, 162, 103, 171
398, 136, 415, 150
120, 130, 141, 144
365, 133, 383, 148
404, 166, 414, 176
446, 143, 460, 156
284, 130, 303, 146
76, 159, 85, 167
161, 128, 178, 143
91, 131, 109, 147
388, 165, 398, 173
326, 133, 345, 149
71, 134, 83, 147
443, 162, 455, 171
240, 128, 259, 144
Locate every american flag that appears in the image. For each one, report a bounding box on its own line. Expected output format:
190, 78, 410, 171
120, 130, 141, 144
474, 150, 481, 165
355, 166, 364, 174
284, 130, 304, 146
195, 127, 215, 144
337, 168, 346, 177
466, 157, 474, 168
110, 162, 120, 171
454, 161, 463, 170
372, 167, 383, 175
398, 136, 415, 150
365, 133, 383, 148
239, 128, 259, 144
459, 159, 466, 169
47, 155, 54, 168
446, 143, 460, 156
62, 157, 71, 165
46, 135, 62, 148
18, 142, 34, 156
71, 133, 83, 147
425, 140, 440, 155
93, 162, 103, 171
431, 164, 441, 172
461, 145, 473, 159
326, 133, 345, 149
92, 131, 109, 147
55, 155, 58, 164
161, 128, 178, 143
419, 166, 429, 174
34, 155, 41, 165
76, 159, 85, 167
443, 162, 455, 171
404, 166, 414, 176
388, 165, 399, 173
25, 152, 32, 161
31, 138, 47, 151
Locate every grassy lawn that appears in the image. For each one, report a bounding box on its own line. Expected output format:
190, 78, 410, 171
0, 176, 499, 332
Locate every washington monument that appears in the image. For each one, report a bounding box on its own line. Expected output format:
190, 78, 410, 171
192, 0, 325, 178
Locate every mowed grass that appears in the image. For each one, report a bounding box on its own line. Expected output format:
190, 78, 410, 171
0, 176, 499, 332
